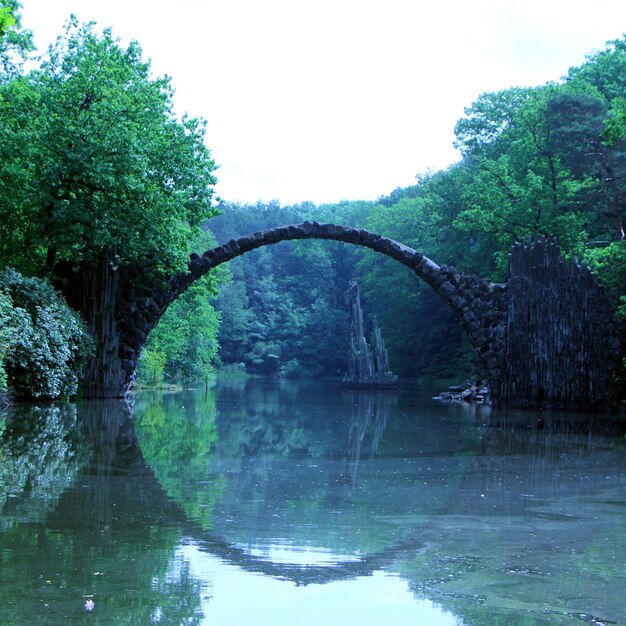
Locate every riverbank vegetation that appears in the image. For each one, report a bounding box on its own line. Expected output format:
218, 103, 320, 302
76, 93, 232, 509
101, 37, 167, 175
0, 2, 623, 396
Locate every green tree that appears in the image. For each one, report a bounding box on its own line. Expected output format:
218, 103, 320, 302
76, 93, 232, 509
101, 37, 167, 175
210, 201, 357, 378
453, 86, 591, 269
136, 229, 224, 387
357, 188, 479, 379
137, 278, 221, 387
603, 96, 626, 145
545, 92, 626, 241
0, 17, 220, 395
454, 87, 534, 157
0, 1, 33, 80
215, 278, 254, 365
136, 346, 167, 386
0, 17, 217, 279
567, 36, 626, 102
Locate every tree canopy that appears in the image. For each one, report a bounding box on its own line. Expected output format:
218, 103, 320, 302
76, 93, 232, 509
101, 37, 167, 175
0, 8, 221, 396
0, 16, 218, 279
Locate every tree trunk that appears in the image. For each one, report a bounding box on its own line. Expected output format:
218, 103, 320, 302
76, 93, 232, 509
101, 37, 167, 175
57, 258, 127, 398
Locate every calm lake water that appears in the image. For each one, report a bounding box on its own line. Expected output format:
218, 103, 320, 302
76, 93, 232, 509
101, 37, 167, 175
0, 377, 624, 625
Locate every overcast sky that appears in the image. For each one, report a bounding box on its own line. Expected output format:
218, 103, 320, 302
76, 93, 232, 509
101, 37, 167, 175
18, 1, 626, 205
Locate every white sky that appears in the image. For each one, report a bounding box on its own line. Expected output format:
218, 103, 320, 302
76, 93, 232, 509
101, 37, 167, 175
18, 0, 626, 205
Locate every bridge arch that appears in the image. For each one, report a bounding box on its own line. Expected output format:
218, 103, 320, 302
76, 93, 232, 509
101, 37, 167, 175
81, 222, 621, 411
110, 222, 507, 398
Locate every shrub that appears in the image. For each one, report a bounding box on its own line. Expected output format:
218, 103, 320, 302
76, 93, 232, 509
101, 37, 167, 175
0, 268, 93, 398
0, 291, 17, 393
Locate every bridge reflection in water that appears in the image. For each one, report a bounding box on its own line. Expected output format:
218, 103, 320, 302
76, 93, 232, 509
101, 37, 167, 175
0, 379, 624, 625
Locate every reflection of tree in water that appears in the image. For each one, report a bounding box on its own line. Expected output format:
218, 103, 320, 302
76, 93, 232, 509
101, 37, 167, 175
0, 403, 89, 529
0, 399, 205, 626
133, 390, 224, 530
344, 390, 395, 489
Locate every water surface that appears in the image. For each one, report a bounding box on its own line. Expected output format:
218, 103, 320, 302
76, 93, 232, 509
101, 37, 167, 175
0, 378, 624, 625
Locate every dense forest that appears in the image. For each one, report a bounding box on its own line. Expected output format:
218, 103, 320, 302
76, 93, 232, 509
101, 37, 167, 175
0, 2, 624, 396
204, 200, 476, 382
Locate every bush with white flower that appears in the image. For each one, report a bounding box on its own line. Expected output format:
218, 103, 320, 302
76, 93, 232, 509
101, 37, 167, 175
0, 268, 93, 399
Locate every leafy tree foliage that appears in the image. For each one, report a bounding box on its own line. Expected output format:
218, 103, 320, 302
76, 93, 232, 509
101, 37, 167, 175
358, 188, 479, 379
136, 232, 224, 387
0, 17, 218, 279
0, 1, 33, 80
209, 202, 357, 378
546, 92, 626, 241
453, 41, 626, 250
0, 14, 222, 393
452, 86, 591, 269
137, 278, 222, 386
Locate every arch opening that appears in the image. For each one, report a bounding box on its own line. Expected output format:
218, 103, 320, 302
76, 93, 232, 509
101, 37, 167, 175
124, 222, 504, 397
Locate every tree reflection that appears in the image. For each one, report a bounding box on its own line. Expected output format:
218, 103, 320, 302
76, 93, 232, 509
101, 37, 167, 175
0, 402, 88, 529
133, 390, 224, 530
0, 399, 205, 625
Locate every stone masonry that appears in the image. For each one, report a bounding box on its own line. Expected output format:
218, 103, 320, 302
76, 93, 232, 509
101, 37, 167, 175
95, 222, 621, 411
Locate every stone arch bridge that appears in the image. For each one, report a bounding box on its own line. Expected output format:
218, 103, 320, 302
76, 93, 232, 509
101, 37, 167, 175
75, 222, 622, 411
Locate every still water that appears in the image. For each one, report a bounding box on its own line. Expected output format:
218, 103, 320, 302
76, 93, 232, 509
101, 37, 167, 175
0, 377, 624, 625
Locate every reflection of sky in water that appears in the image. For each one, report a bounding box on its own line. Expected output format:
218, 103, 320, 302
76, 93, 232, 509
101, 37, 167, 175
169, 541, 462, 626
234, 542, 362, 566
